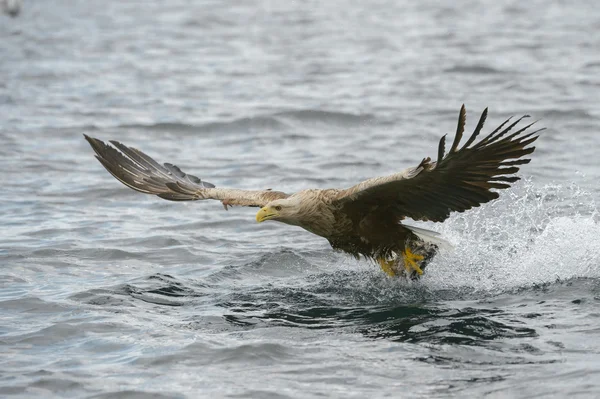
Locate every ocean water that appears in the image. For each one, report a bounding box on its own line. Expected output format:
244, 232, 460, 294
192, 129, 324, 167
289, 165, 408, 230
1, 1, 600, 398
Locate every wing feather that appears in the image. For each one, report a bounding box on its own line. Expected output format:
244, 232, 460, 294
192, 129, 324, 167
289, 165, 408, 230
84, 135, 289, 208
449, 104, 466, 153
334, 107, 542, 223
461, 107, 487, 150
436, 134, 446, 164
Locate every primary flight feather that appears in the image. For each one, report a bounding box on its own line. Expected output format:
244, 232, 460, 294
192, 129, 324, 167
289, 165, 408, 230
85, 105, 542, 278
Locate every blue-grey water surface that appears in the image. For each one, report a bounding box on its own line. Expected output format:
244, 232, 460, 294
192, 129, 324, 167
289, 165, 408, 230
2, 1, 600, 398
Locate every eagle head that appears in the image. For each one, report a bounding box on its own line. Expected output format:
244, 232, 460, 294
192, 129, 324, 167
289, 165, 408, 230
256, 199, 296, 224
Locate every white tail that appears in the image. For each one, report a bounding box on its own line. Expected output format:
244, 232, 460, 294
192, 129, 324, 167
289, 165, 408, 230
405, 224, 453, 251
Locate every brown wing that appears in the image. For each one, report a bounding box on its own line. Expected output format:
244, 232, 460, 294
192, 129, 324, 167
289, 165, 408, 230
334, 105, 543, 223
84, 135, 289, 207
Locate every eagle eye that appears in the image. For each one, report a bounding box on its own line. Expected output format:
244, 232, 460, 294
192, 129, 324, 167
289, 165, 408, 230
274, 205, 282, 211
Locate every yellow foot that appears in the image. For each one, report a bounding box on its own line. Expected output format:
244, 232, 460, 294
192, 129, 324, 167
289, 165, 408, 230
402, 247, 424, 276
377, 257, 397, 277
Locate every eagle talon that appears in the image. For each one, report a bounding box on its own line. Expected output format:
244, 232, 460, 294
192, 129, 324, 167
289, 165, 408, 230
402, 247, 424, 276
377, 257, 397, 277
377, 248, 424, 278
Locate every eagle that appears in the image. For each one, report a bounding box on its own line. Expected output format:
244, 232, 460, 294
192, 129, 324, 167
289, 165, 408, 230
85, 105, 541, 278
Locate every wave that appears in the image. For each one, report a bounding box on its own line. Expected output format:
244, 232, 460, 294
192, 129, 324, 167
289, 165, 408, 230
534, 108, 595, 121
444, 65, 505, 74
118, 115, 288, 134
583, 61, 600, 70
88, 391, 177, 399
274, 109, 374, 125
116, 109, 375, 135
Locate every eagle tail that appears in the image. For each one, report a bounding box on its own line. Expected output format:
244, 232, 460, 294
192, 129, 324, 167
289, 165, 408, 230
404, 224, 452, 251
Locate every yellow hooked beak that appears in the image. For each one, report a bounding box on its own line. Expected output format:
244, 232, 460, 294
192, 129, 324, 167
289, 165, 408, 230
256, 206, 278, 223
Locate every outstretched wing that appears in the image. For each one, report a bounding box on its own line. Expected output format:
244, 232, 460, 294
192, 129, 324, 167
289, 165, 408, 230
334, 105, 543, 223
84, 135, 289, 208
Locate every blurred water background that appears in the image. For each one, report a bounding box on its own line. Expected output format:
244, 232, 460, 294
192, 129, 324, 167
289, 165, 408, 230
1, 1, 600, 397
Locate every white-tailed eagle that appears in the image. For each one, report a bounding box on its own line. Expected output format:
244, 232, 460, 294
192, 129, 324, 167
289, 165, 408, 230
85, 106, 541, 278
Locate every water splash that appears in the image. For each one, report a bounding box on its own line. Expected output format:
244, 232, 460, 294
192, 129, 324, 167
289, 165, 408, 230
422, 181, 600, 293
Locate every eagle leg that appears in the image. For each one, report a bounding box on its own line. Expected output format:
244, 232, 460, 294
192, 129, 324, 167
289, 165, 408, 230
402, 247, 424, 276
377, 257, 397, 277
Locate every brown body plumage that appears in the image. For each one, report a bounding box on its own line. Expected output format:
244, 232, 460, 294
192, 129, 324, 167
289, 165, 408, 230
85, 106, 542, 277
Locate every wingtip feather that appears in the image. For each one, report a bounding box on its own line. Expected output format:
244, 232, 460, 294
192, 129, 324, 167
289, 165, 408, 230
437, 134, 447, 164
